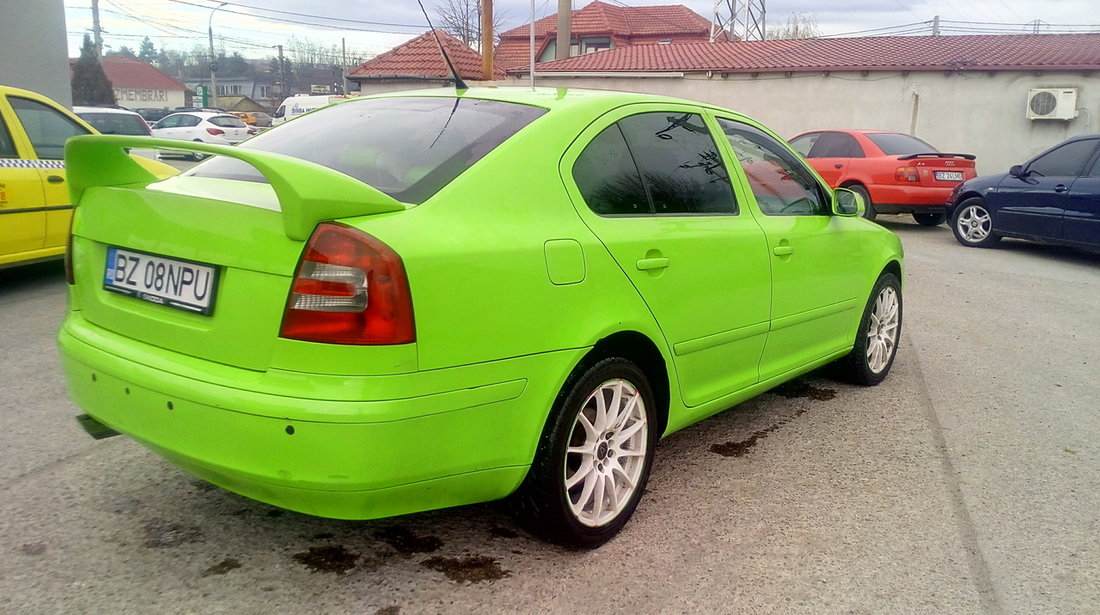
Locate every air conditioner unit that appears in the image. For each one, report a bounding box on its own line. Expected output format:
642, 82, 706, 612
1026, 88, 1078, 120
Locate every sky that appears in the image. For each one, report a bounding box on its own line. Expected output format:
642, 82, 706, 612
63, 0, 1100, 62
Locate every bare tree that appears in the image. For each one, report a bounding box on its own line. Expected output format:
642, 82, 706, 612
767, 11, 821, 40
434, 0, 508, 50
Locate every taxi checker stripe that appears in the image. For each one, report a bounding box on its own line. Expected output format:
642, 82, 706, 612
0, 160, 66, 168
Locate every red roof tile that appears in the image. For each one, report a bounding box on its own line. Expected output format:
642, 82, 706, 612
496, 1, 724, 69
349, 30, 506, 80
519, 33, 1100, 74
70, 56, 187, 91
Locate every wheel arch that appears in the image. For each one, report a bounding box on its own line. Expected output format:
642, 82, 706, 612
571, 331, 671, 438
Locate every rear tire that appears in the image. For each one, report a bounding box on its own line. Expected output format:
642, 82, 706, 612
514, 357, 657, 549
833, 273, 901, 386
849, 185, 876, 221
951, 197, 1000, 248
913, 212, 947, 226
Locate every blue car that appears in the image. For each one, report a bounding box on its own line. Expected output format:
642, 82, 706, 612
947, 135, 1100, 250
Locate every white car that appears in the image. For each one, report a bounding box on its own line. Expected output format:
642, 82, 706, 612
151, 111, 255, 160
73, 106, 160, 160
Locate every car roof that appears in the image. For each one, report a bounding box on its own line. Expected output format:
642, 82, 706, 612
73, 106, 142, 116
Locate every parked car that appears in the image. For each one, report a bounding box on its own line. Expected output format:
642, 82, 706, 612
61, 88, 903, 548
73, 106, 159, 160
134, 107, 172, 124
0, 85, 173, 270
789, 129, 976, 225
947, 135, 1100, 250
271, 94, 346, 125
151, 111, 254, 160
232, 111, 273, 127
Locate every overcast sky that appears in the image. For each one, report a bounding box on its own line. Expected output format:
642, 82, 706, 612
63, 0, 1100, 61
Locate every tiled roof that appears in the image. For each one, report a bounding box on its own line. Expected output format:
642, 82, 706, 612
496, 1, 724, 69
70, 55, 187, 91
349, 30, 506, 80
521, 33, 1100, 74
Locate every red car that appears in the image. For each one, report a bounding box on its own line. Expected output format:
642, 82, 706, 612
789, 129, 976, 225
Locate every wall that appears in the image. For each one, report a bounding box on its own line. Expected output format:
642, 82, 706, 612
0, 0, 72, 107
512, 69, 1099, 175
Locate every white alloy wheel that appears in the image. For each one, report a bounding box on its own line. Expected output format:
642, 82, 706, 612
866, 286, 900, 374
957, 203, 992, 244
564, 378, 649, 527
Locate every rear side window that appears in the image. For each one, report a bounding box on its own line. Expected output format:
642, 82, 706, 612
195, 97, 547, 205
0, 116, 16, 157
865, 133, 937, 156
789, 133, 819, 157
573, 124, 649, 215
1028, 139, 1099, 177
8, 96, 89, 159
209, 115, 247, 128
78, 112, 150, 136
806, 131, 864, 158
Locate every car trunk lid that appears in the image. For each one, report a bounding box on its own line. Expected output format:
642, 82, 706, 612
896, 153, 977, 186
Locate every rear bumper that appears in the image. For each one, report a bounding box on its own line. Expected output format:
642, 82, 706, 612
59, 314, 583, 520
869, 184, 956, 213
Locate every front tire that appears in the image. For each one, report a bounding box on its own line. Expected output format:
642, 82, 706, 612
951, 197, 1000, 247
849, 185, 876, 221
515, 357, 657, 549
913, 212, 947, 226
833, 273, 902, 386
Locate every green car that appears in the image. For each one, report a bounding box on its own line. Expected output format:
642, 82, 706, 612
60, 88, 903, 548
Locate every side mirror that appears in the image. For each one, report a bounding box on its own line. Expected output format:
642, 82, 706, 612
1009, 164, 1025, 178
833, 188, 864, 217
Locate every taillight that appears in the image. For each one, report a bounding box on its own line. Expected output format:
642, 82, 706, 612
247, 128, 256, 135
895, 166, 919, 182
280, 222, 414, 345
206, 127, 225, 136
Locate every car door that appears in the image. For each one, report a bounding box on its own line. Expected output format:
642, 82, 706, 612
802, 131, 861, 187
993, 138, 1099, 239
717, 118, 868, 381
7, 95, 91, 251
562, 105, 771, 409
0, 104, 47, 263
1063, 148, 1100, 246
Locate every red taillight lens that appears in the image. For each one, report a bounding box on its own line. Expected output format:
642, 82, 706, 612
895, 166, 919, 182
206, 127, 225, 136
280, 223, 415, 345
247, 128, 257, 135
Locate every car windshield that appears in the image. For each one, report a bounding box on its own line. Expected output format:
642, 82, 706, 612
192, 97, 548, 204
865, 133, 938, 156
77, 112, 150, 136
209, 115, 247, 128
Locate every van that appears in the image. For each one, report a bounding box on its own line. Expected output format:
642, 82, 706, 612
271, 94, 347, 126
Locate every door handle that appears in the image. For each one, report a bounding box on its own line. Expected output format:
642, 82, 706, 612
636, 257, 669, 271
834, 164, 844, 169
47, 175, 65, 184
773, 245, 794, 256
1054, 184, 1068, 193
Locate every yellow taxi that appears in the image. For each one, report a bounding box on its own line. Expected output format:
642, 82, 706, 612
0, 85, 174, 269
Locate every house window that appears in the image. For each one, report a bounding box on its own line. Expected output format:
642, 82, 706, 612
217, 84, 242, 96
580, 37, 612, 54
258, 85, 273, 99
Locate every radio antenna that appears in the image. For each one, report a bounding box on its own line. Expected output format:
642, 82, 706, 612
416, 0, 469, 90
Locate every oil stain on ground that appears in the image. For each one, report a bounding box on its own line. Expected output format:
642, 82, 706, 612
143, 518, 203, 548
293, 545, 360, 575
201, 558, 242, 577
420, 555, 512, 584
375, 607, 401, 615
710, 379, 832, 458
374, 526, 443, 554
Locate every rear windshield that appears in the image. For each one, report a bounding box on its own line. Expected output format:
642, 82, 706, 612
866, 133, 938, 156
193, 97, 548, 204
209, 115, 247, 128
78, 112, 151, 136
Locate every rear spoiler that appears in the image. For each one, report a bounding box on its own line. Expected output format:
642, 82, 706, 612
897, 152, 976, 161
65, 135, 405, 241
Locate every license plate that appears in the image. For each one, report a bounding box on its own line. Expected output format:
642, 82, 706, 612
104, 247, 218, 315
935, 171, 964, 181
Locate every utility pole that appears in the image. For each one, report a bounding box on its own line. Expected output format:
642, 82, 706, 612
208, 2, 227, 109
556, 0, 571, 59
277, 44, 287, 99
932, 15, 941, 36
482, 0, 494, 80
91, 0, 103, 57
342, 38, 349, 94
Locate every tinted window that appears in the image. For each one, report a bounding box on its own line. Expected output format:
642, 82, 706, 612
617, 112, 735, 214
0, 116, 16, 157
720, 118, 829, 216
865, 133, 937, 156
573, 124, 649, 215
153, 115, 180, 129
178, 114, 202, 127
8, 97, 89, 159
789, 133, 819, 157
209, 115, 247, 128
806, 131, 864, 158
194, 97, 547, 205
1028, 139, 1099, 177
1087, 152, 1100, 177
77, 112, 150, 136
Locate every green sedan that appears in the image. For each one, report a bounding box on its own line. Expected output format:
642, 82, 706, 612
60, 88, 902, 548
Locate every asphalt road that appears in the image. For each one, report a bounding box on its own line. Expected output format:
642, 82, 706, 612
0, 218, 1097, 614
